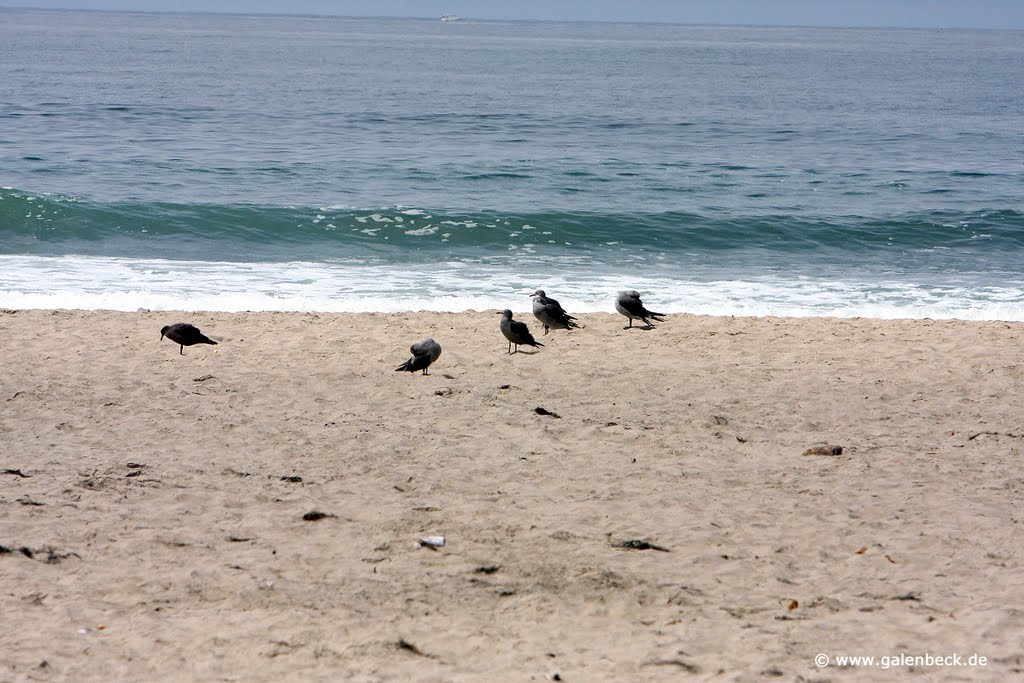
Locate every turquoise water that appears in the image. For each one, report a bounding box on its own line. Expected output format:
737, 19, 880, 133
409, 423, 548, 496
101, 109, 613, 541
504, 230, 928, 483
2, 9, 1023, 316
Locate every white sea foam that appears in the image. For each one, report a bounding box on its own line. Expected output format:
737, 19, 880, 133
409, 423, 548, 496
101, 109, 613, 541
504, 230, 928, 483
1, 254, 1022, 320
403, 225, 438, 236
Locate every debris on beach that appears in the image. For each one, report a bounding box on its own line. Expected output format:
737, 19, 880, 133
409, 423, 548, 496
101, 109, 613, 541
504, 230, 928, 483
280, 475, 302, 483
893, 592, 921, 601
535, 406, 561, 418
641, 658, 700, 673
0, 544, 81, 564
396, 638, 437, 659
967, 430, 1023, 441
301, 510, 335, 521
415, 535, 445, 550
612, 539, 670, 552
802, 445, 843, 456
1, 468, 30, 478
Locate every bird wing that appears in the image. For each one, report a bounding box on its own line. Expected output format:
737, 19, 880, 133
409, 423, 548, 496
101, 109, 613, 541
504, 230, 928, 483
509, 319, 533, 341
617, 294, 649, 317
545, 300, 579, 325
419, 339, 441, 361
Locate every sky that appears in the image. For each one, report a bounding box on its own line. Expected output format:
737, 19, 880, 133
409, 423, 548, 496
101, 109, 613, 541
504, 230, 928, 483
2, 0, 1023, 30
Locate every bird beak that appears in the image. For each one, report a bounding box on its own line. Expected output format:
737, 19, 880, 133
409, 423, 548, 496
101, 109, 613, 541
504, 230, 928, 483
495, 310, 504, 315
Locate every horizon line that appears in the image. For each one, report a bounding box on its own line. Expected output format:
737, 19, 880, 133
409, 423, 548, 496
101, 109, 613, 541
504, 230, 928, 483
1, 4, 1022, 32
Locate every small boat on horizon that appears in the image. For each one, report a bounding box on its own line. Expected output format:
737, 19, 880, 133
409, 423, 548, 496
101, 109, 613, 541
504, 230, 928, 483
441, 13, 461, 22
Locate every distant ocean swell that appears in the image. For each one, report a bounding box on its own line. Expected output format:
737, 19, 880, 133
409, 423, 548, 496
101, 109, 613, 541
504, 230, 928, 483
3, 187, 1023, 318
2, 188, 1021, 266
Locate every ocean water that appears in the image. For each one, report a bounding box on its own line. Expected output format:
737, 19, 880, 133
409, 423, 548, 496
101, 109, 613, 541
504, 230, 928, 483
1, 9, 1023, 318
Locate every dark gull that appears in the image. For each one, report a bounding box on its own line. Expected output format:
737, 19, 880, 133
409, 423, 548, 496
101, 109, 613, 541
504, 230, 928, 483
160, 323, 217, 354
395, 338, 442, 375
498, 309, 544, 354
530, 289, 580, 334
615, 291, 666, 329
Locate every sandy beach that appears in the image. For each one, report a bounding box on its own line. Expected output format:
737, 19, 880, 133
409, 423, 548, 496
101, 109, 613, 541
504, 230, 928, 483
1, 309, 1022, 681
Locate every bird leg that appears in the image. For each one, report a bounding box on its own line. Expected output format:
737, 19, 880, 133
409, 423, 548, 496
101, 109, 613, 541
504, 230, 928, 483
179, 345, 184, 354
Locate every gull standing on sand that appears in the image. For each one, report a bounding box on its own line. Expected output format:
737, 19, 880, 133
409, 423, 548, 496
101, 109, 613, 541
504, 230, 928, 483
615, 290, 666, 329
498, 309, 544, 354
395, 338, 442, 375
160, 323, 218, 354
530, 289, 580, 334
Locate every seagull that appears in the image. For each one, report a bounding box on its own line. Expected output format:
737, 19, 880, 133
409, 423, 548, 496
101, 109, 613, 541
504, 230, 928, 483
615, 290, 666, 329
395, 338, 442, 375
530, 289, 580, 334
160, 323, 218, 354
498, 309, 544, 354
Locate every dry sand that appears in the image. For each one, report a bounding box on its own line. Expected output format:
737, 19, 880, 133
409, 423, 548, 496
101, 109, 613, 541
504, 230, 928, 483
1, 309, 1022, 681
